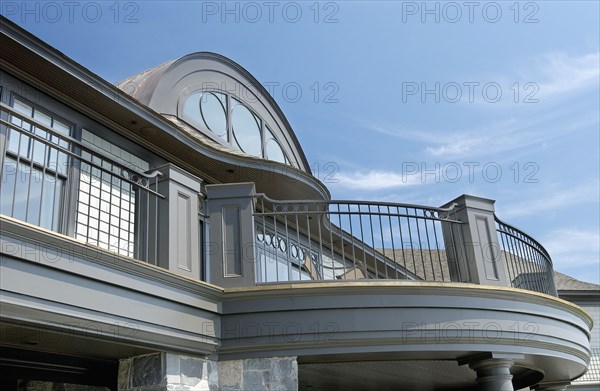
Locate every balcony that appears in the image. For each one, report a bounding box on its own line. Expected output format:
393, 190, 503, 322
1, 99, 559, 295
202, 186, 556, 297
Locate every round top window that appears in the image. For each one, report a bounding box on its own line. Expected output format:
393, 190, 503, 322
231, 99, 262, 157
183, 92, 228, 141
181, 91, 292, 165
265, 126, 287, 164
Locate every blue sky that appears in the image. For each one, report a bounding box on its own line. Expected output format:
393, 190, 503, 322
3, 1, 599, 283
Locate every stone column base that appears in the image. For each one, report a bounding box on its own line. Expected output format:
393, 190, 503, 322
118, 353, 297, 391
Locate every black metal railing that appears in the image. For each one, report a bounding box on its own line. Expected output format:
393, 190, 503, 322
0, 102, 164, 263
254, 195, 557, 295
495, 215, 557, 295
253, 194, 469, 283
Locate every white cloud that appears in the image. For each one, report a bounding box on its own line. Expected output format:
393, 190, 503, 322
333, 169, 430, 190
366, 109, 597, 160
533, 52, 600, 100
462, 51, 600, 107
361, 51, 600, 160
366, 104, 598, 160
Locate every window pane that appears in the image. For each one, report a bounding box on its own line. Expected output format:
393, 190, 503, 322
52, 118, 71, 137
9, 99, 33, 157
264, 126, 287, 164
6, 128, 24, 156
33, 109, 52, 127
200, 92, 228, 139
231, 99, 262, 157
2, 99, 70, 234
12, 161, 30, 222
31, 134, 47, 166
12, 99, 32, 117
182, 92, 202, 126
26, 168, 43, 226
182, 92, 228, 141
39, 172, 63, 231
1, 158, 17, 216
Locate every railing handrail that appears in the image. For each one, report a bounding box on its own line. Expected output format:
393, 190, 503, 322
1, 103, 164, 197
254, 193, 460, 217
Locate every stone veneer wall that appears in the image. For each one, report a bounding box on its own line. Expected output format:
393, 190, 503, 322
118, 353, 297, 391
218, 357, 298, 390
17, 380, 109, 391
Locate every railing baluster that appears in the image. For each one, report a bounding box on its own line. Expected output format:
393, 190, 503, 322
348, 203, 358, 279
306, 204, 313, 281
396, 206, 408, 280
494, 216, 554, 295
432, 218, 444, 281
377, 205, 388, 279
387, 205, 399, 280
337, 203, 347, 279
294, 204, 303, 280
261, 197, 268, 283
357, 205, 369, 279
405, 207, 418, 279
284, 205, 291, 281
366, 204, 377, 278
422, 209, 436, 281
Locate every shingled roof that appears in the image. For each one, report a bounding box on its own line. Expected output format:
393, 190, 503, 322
376, 249, 598, 294
554, 271, 600, 292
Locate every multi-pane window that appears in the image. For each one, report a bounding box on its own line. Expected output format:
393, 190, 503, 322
1, 98, 70, 231
1, 95, 156, 261
180, 91, 290, 165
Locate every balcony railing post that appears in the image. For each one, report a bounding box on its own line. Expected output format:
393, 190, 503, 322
205, 183, 256, 288
153, 163, 203, 279
441, 195, 509, 287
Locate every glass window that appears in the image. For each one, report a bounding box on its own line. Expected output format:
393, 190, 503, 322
231, 99, 262, 157
182, 91, 228, 141
1, 157, 63, 231
180, 91, 293, 166
264, 126, 288, 164
75, 130, 148, 258
1, 97, 70, 231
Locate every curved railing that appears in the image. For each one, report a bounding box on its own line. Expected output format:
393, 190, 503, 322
253, 194, 469, 283
495, 215, 557, 295
253, 195, 558, 296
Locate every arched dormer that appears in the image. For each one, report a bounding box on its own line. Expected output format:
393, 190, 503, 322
117, 52, 310, 172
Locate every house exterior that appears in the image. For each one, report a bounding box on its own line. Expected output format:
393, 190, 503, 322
0, 16, 595, 391
554, 273, 600, 391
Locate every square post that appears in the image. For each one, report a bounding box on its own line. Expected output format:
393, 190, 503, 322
205, 183, 256, 288
441, 195, 508, 286
151, 164, 203, 279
